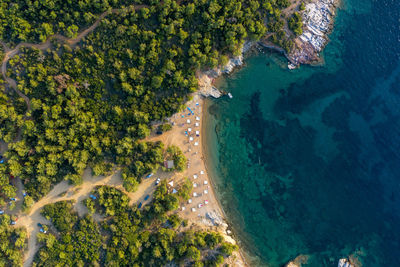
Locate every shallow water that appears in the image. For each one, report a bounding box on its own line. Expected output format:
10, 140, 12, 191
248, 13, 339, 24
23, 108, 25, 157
204, 0, 400, 266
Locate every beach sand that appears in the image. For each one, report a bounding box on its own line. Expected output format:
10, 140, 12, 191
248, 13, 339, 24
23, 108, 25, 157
148, 95, 223, 222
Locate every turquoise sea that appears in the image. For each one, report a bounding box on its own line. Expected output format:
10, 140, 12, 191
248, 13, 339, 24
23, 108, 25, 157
204, 0, 400, 266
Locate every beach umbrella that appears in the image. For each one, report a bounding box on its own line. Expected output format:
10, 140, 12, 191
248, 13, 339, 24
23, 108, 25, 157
188, 128, 192, 132
168, 181, 174, 187
200, 171, 204, 175
193, 174, 198, 179
189, 137, 194, 141
204, 190, 208, 194
194, 142, 199, 146
187, 119, 191, 124
195, 122, 200, 127
204, 181, 208, 185
196, 117, 200, 121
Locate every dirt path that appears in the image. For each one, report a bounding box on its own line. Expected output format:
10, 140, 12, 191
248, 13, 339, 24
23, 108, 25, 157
17, 169, 140, 267
0, 5, 148, 114
17, 166, 171, 266
15, 102, 196, 267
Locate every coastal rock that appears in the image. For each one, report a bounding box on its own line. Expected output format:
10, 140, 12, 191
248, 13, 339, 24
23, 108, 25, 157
197, 73, 222, 98
204, 211, 224, 226
197, 42, 249, 98
338, 258, 355, 267
221, 55, 243, 74
289, 0, 339, 65
285, 254, 310, 267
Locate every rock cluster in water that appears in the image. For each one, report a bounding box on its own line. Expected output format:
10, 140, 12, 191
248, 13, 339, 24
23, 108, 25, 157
289, 0, 339, 65
285, 254, 310, 267
338, 258, 356, 267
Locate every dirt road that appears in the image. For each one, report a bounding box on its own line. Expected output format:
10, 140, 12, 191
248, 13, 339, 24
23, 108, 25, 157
17, 168, 162, 267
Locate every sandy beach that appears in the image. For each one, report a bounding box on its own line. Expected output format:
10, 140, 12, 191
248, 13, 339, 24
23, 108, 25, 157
149, 95, 223, 220
145, 93, 247, 266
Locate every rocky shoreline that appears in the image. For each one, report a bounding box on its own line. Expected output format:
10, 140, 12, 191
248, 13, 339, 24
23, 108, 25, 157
198, 0, 340, 97
289, 0, 341, 66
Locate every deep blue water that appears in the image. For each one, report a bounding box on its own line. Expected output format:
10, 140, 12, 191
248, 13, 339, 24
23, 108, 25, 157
204, 0, 400, 266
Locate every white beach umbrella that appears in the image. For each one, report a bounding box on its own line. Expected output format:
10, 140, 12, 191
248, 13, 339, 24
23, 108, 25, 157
195, 122, 200, 127
200, 171, 204, 175
194, 142, 199, 146
204, 181, 208, 185
193, 174, 198, 179
168, 181, 174, 187
204, 190, 208, 194
188, 128, 192, 132
187, 119, 191, 124
196, 117, 200, 121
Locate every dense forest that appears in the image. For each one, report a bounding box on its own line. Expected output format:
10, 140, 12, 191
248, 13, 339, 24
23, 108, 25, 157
0, 214, 27, 266
0, 0, 303, 206
0, 0, 134, 45
35, 184, 237, 266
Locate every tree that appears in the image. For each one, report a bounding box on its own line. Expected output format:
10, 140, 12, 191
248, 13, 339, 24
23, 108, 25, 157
166, 145, 187, 172
187, 246, 201, 261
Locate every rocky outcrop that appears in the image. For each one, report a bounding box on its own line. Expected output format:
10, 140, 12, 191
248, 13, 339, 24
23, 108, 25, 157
285, 255, 310, 267
197, 73, 222, 98
197, 54, 243, 98
289, 0, 339, 65
203, 211, 227, 227
197, 42, 255, 98
198, 0, 339, 75
338, 258, 355, 267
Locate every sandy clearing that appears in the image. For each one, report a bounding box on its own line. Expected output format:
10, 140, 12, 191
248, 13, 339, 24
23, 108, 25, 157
17, 169, 125, 267
16, 166, 173, 267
